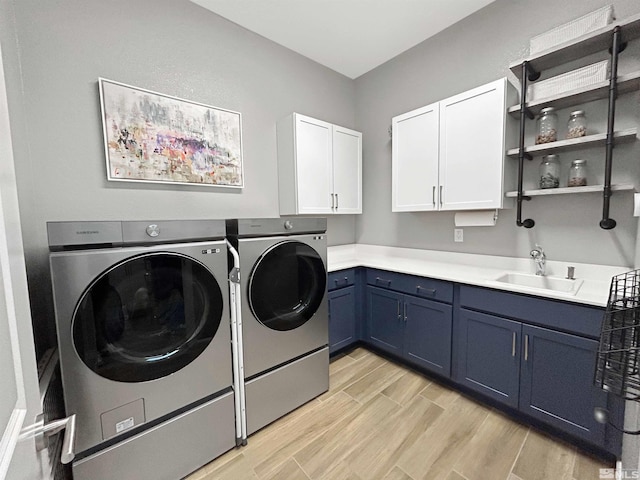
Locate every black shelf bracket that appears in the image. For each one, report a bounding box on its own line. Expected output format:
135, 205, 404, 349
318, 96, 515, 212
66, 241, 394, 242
600, 26, 622, 230
524, 107, 535, 120
525, 62, 540, 82
516, 61, 535, 229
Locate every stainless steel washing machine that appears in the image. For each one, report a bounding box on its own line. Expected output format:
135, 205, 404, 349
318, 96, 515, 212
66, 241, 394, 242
226, 217, 329, 435
47, 220, 235, 480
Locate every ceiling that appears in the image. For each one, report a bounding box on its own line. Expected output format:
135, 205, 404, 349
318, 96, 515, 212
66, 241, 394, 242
191, 0, 497, 79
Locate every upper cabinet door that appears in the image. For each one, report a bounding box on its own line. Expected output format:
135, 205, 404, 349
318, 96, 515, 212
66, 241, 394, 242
294, 114, 334, 214
439, 79, 506, 211
332, 125, 362, 214
392, 103, 439, 212
277, 113, 362, 216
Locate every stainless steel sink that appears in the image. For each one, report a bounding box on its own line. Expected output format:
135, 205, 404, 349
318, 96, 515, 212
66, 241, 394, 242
490, 272, 583, 296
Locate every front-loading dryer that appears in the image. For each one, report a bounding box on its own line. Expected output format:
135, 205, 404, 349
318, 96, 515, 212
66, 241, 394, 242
226, 217, 329, 435
48, 220, 235, 480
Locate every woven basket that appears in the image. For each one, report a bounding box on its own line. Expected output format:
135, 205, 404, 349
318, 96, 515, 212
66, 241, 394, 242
530, 5, 614, 55
527, 60, 609, 101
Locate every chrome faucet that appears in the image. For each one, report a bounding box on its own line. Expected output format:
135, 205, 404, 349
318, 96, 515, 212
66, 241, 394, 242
530, 244, 546, 276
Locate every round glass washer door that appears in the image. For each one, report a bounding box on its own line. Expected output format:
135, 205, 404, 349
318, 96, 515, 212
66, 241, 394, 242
72, 252, 223, 383
249, 240, 326, 331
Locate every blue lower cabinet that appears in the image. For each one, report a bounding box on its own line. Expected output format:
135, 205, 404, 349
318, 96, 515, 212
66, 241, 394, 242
357, 268, 621, 454
519, 324, 607, 445
457, 306, 614, 451
328, 286, 356, 354
366, 286, 453, 377
404, 297, 452, 376
366, 286, 404, 355
456, 309, 521, 408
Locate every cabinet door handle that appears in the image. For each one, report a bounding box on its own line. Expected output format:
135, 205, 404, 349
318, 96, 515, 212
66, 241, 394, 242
397, 301, 401, 320
439, 186, 443, 206
432, 186, 436, 206
331, 193, 335, 209
334, 276, 349, 287
336, 193, 339, 209
375, 277, 392, 286
512, 332, 516, 357
416, 286, 436, 297
524, 334, 529, 361
403, 302, 407, 322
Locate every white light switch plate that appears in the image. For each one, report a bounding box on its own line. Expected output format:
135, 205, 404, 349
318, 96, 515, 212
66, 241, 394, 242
454, 229, 463, 242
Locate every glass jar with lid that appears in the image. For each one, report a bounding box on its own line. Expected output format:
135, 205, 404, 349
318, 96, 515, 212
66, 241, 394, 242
536, 107, 558, 144
568, 159, 587, 187
539, 155, 560, 189
567, 110, 587, 139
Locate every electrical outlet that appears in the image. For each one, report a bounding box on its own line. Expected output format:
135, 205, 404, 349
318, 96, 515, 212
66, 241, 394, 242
454, 229, 463, 242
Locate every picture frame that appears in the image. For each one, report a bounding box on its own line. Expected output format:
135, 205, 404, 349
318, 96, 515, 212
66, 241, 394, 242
98, 78, 244, 188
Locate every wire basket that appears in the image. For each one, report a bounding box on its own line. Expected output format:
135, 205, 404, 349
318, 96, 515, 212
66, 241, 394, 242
595, 269, 640, 400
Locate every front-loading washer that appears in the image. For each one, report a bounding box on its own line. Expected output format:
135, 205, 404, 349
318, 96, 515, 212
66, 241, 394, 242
47, 220, 235, 480
226, 217, 329, 435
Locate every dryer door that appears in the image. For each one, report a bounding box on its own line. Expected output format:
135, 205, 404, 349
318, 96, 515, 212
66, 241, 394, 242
248, 240, 327, 331
72, 252, 223, 382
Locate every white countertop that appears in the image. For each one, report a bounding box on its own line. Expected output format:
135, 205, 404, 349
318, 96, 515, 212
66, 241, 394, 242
327, 244, 632, 307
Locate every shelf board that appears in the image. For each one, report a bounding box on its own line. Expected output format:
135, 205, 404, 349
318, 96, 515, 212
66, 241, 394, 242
510, 13, 640, 81
506, 128, 637, 157
507, 71, 640, 116
505, 184, 635, 198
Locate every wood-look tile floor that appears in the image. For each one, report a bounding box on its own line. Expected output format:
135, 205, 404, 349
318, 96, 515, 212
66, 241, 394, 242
185, 348, 613, 480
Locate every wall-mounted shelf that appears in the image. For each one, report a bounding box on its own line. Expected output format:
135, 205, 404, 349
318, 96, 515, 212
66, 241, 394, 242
509, 13, 640, 81
512, 13, 640, 230
506, 184, 635, 198
507, 71, 640, 116
507, 128, 638, 157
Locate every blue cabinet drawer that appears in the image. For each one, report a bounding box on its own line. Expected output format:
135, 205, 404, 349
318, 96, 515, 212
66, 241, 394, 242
366, 268, 453, 304
328, 269, 356, 291
459, 285, 604, 339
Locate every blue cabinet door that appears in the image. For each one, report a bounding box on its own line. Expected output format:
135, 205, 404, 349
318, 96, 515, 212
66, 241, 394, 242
456, 309, 521, 408
404, 296, 452, 377
328, 286, 356, 354
520, 324, 607, 445
366, 286, 403, 355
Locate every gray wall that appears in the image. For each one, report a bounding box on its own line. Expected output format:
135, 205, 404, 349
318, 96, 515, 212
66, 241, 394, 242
3, 0, 640, 353
355, 0, 640, 267
0, 0, 357, 353
4, 0, 640, 465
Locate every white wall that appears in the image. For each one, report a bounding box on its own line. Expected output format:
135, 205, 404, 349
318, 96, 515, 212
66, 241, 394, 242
355, 0, 640, 267
0, 0, 358, 353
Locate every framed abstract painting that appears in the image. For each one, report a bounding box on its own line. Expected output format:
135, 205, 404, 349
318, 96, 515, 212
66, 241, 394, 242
99, 78, 244, 187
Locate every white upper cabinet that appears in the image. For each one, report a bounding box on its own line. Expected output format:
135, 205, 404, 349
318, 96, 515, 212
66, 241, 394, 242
278, 113, 362, 215
332, 125, 363, 214
293, 115, 333, 214
392, 102, 439, 212
439, 79, 506, 211
392, 78, 510, 212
